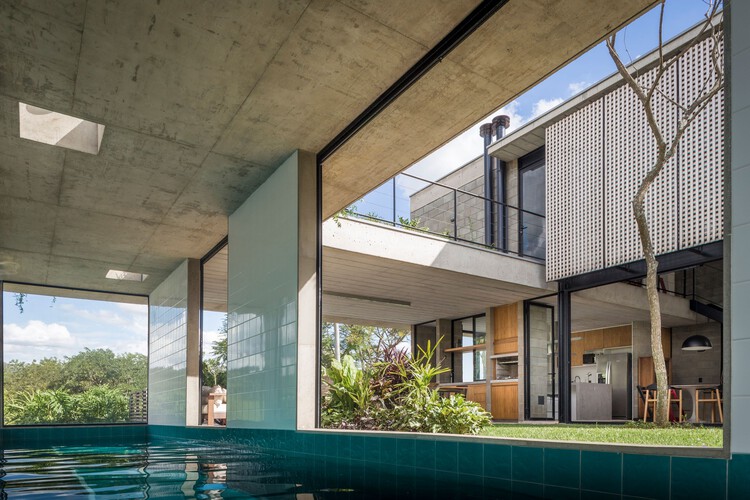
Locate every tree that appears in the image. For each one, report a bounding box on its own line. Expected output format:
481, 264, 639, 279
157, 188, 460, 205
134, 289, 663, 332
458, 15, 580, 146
201, 314, 228, 388
321, 323, 410, 370
606, 1, 723, 425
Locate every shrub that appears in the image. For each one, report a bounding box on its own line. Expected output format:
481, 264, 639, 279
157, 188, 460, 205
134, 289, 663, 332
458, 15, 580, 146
321, 340, 492, 434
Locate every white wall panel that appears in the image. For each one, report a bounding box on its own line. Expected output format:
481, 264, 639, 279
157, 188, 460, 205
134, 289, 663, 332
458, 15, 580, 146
547, 34, 724, 281
546, 100, 603, 281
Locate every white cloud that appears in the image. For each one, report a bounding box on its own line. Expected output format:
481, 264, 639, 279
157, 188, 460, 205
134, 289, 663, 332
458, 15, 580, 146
568, 81, 590, 95
4, 320, 74, 348
531, 98, 564, 118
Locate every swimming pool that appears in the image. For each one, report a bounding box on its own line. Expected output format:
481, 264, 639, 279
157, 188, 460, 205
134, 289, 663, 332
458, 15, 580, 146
0, 439, 534, 499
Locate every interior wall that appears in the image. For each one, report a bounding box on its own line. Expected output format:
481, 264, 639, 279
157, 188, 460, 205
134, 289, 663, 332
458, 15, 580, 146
148, 260, 189, 426
227, 150, 315, 430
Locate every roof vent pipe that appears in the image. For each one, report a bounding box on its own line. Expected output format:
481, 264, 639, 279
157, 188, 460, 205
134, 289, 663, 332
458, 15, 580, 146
491, 115, 510, 251
492, 115, 510, 140
480, 123, 494, 247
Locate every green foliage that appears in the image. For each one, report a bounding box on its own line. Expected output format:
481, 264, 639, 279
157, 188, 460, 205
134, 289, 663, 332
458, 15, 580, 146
5, 387, 129, 425
321, 340, 492, 435
397, 216, 430, 232
201, 314, 228, 388
5, 390, 74, 424
320, 323, 409, 371
3, 348, 146, 425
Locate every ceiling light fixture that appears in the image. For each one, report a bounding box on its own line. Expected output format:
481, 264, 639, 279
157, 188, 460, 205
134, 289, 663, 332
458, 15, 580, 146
681, 334, 712, 352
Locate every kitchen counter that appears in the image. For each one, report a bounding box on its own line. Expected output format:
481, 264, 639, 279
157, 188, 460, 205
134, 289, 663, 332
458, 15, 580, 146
571, 382, 612, 421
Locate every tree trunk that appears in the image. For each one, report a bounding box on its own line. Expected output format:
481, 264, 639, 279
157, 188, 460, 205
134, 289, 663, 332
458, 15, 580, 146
633, 177, 670, 426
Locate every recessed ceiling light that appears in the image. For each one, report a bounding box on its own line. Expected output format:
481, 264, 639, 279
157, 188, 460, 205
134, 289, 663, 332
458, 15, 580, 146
106, 270, 149, 282
19, 102, 104, 154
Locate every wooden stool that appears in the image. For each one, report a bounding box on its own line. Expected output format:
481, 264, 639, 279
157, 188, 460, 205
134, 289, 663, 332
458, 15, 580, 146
643, 387, 683, 422
696, 387, 723, 423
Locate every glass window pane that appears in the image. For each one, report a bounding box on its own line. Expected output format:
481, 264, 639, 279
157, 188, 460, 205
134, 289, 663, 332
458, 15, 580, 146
2, 284, 148, 425
201, 245, 228, 426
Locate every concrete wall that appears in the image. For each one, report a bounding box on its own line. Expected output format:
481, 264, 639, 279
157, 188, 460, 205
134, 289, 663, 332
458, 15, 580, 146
226, 150, 316, 430
671, 323, 722, 385
730, 0, 750, 455
148, 261, 189, 426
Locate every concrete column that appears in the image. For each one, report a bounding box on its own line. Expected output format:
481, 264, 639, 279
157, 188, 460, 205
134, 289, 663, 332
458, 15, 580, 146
296, 150, 318, 430
185, 259, 201, 426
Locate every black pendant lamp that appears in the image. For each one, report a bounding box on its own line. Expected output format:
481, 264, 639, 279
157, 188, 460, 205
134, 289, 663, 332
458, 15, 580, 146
681, 334, 712, 352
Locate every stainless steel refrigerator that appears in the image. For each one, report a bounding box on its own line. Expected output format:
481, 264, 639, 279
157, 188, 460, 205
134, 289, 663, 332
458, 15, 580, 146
596, 353, 632, 419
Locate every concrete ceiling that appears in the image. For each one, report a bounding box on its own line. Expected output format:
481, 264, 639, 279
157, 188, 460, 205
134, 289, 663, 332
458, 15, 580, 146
322, 0, 656, 218
0, 0, 655, 296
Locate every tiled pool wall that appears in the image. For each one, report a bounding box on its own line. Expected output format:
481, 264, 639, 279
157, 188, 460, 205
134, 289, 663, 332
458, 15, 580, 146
146, 425, 750, 500
0, 425, 147, 447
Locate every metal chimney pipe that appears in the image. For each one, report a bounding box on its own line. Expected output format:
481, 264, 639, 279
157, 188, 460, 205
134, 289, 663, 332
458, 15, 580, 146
480, 123, 494, 247
492, 115, 510, 140
491, 115, 510, 251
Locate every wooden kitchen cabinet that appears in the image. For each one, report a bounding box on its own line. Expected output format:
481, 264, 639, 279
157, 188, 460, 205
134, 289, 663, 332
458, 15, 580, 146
571, 338, 584, 366
603, 325, 632, 348
493, 304, 518, 354
466, 384, 487, 409
584, 330, 603, 351
491, 383, 518, 420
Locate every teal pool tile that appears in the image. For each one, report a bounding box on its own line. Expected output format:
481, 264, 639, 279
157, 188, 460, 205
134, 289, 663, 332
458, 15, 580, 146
581, 490, 620, 500
415, 439, 436, 470
337, 434, 351, 459
458, 472, 485, 498
622, 454, 669, 500
485, 477, 512, 497
581, 451, 622, 494
544, 448, 580, 489
544, 484, 580, 500
729, 453, 750, 499
349, 435, 365, 460
396, 437, 416, 467
435, 440, 458, 472
484, 443, 512, 479
364, 436, 381, 463
323, 433, 337, 458
671, 456, 726, 500
458, 441, 484, 475
434, 471, 460, 498
513, 480, 544, 499
396, 466, 418, 496
512, 446, 544, 483
380, 437, 397, 463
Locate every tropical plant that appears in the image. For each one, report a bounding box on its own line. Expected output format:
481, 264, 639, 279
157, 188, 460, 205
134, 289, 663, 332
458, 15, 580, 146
74, 386, 129, 423
321, 339, 491, 434
5, 389, 74, 425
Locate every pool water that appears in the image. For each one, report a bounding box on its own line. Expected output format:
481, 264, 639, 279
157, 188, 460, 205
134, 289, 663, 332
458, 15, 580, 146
0, 439, 538, 499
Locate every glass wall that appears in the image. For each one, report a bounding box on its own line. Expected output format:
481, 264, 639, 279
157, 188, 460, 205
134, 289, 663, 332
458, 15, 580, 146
452, 315, 486, 382
2, 283, 148, 425
525, 302, 556, 419
201, 244, 228, 426
519, 148, 546, 259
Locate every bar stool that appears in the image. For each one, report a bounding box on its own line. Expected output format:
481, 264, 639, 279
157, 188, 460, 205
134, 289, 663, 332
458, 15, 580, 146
696, 386, 723, 423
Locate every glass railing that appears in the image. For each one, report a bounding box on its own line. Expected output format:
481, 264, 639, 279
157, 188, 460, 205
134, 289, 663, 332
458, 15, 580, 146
334, 172, 545, 260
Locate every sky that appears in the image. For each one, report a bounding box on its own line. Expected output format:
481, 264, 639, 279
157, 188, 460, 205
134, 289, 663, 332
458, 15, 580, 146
352, 0, 717, 221
2, 291, 148, 363
2, 0, 716, 364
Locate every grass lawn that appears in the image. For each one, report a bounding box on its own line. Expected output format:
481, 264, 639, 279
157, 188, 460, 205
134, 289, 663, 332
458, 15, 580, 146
480, 423, 722, 447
